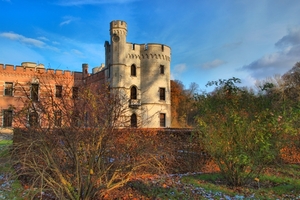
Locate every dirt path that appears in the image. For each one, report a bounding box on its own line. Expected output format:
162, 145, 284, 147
0, 128, 13, 141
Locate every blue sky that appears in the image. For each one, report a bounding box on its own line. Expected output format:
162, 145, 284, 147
1, 0, 300, 91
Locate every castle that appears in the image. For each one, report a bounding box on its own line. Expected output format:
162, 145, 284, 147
0, 20, 171, 128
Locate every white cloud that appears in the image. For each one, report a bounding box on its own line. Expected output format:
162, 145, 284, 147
60, 19, 72, 26
0, 32, 60, 52
37, 36, 49, 41
241, 27, 300, 79
275, 27, 300, 48
71, 49, 84, 56
202, 59, 226, 69
52, 41, 60, 45
0, 32, 45, 48
171, 63, 187, 80
55, 0, 140, 6
59, 16, 80, 26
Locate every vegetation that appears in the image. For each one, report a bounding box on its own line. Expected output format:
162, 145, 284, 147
0, 140, 24, 199
11, 76, 167, 199
194, 76, 299, 186
171, 80, 198, 127
2, 62, 300, 198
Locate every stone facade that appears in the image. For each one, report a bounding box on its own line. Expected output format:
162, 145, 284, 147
0, 20, 171, 128
104, 20, 171, 128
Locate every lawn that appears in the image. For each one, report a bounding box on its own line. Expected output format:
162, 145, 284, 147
102, 164, 300, 199
0, 139, 24, 200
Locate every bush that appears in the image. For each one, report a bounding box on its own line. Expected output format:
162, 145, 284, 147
195, 78, 298, 186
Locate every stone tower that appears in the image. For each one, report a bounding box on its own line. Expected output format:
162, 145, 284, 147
105, 20, 171, 128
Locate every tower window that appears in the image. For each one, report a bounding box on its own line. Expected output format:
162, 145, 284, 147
29, 112, 38, 127
31, 84, 39, 102
130, 86, 137, 99
160, 65, 165, 74
4, 82, 13, 96
159, 87, 165, 100
160, 113, 166, 127
72, 87, 79, 99
131, 64, 136, 76
3, 110, 13, 127
131, 113, 137, 128
56, 85, 62, 98
54, 110, 62, 127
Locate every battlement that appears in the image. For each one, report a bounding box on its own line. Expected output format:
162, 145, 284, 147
0, 63, 83, 77
110, 20, 127, 36
110, 20, 127, 29
141, 43, 171, 53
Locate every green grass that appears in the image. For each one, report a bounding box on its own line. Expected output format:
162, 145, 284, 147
180, 164, 300, 199
0, 139, 24, 200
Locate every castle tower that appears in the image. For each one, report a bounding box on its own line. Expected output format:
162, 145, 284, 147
106, 20, 128, 88
105, 20, 171, 128
82, 63, 89, 79
110, 20, 127, 64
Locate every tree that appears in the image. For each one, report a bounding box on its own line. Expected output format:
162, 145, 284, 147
195, 77, 298, 186
171, 80, 185, 127
12, 74, 165, 199
171, 80, 198, 127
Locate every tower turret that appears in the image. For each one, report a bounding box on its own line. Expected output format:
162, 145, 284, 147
109, 20, 127, 64
82, 63, 89, 79
110, 20, 127, 41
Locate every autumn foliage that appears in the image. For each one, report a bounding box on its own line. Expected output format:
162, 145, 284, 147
194, 76, 300, 186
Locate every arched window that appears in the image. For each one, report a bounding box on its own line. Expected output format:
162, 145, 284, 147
131, 113, 137, 127
130, 86, 137, 99
131, 64, 136, 76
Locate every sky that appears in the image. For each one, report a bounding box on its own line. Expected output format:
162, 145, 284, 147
0, 0, 300, 92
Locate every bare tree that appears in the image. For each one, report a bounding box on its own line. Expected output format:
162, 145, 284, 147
12, 74, 165, 199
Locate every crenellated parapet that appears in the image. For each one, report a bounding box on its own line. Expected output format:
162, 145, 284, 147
125, 43, 171, 61
110, 20, 127, 36
0, 63, 83, 77
126, 53, 171, 61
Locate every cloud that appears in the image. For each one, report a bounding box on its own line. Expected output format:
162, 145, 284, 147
38, 36, 49, 41
59, 16, 80, 26
202, 59, 227, 69
60, 19, 72, 26
0, 32, 60, 52
222, 41, 242, 50
174, 63, 186, 73
275, 27, 300, 48
241, 27, 300, 79
71, 49, 84, 56
55, 0, 139, 6
52, 41, 60, 45
171, 63, 187, 80
0, 32, 45, 48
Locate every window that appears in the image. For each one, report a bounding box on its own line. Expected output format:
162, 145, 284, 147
56, 85, 62, 98
160, 113, 166, 127
54, 111, 62, 127
72, 87, 79, 99
72, 110, 80, 127
29, 112, 38, 127
130, 86, 137, 99
159, 87, 165, 100
31, 84, 39, 102
131, 64, 136, 76
3, 110, 13, 127
131, 113, 137, 128
4, 82, 13, 96
160, 65, 165, 74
